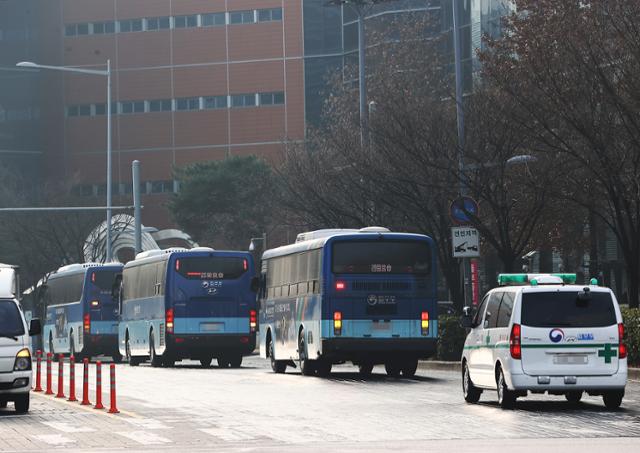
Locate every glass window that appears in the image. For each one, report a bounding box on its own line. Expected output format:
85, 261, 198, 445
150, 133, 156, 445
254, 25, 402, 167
105, 21, 116, 34
204, 96, 227, 109
258, 8, 283, 22
93, 22, 105, 34
0, 300, 25, 337
231, 94, 256, 108
77, 23, 89, 35
484, 292, 503, 329
131, 19, 143, 32
67, 105, 79, 117
175, 256, 248, 280
331, 240, 431, 275
119, 20, 131, 33
176, 97, 200, 111
149, 99, 172, 112
133, 101, 145, 113
94, 103, 106, 115
78, 105, 91, 116
174, 15, 197, 28
120, 102, 133, 114
521, 291, 617, 328
273, 92, 285, 104
229, 11, 254, 24
88, 270, 120, 292
147, 18, 159, 31
473, 295, 489, 326
65, 25, 76, 37
496, 292, 514, 328
202, 13, 225, 27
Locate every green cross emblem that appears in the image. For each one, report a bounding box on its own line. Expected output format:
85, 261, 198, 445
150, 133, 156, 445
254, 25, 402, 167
598, 344, 617, 363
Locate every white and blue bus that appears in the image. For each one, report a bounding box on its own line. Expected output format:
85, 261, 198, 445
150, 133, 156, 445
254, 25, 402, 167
258, 227, 438, 377
118, 248, 259, 368
42, 263, 123, 361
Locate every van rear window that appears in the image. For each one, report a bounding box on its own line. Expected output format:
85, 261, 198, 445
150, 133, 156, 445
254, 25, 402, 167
521, 291, 616, 328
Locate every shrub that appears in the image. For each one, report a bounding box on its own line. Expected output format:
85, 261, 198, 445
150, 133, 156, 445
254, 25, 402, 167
437, 314, 467, 361
622, 307, 640, 367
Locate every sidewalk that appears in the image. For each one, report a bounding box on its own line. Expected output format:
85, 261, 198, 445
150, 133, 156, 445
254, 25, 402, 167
419, 360, 640, 380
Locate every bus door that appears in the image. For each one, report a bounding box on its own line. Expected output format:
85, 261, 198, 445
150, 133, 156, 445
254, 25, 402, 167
172, 255, 253, 335
329, 239, 433, 339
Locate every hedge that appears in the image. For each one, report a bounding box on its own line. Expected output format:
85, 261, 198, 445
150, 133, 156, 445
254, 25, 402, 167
436, 308, 640, 366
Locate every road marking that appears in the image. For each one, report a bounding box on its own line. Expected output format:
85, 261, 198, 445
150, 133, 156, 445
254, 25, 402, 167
123, 418, 170, 430
200, 427, 255, 441
33, 434, 76, 445
116, 431, 172, 445
41, 421, 95, 433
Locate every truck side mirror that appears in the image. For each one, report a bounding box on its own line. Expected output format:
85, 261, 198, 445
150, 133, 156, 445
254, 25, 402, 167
29, 318, 42, 336
461, 306, 474, 328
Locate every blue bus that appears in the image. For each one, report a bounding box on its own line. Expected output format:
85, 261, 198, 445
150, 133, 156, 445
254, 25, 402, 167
42, 263, 123, 361
258, 228, 438, 377
118, 248, 258, 368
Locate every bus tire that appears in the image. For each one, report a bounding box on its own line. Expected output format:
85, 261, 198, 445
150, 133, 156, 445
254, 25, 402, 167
149, 332, 162, 367
269, 338, 286, 374
162, 357, 175, 368
217, 357, 230, 368
112, 351, 123, 364
69, 332, 76, 358
401, 359, 418, 378
200, 357, 212, 368
126, 336, 140, 366
298, 329, 315, 376
315, 360, 332, 377
358, 363, 374, 377
0, 399, 7, 409
385, 362, 401, 378
49, 333, 54, 358
229, 354, 242, 368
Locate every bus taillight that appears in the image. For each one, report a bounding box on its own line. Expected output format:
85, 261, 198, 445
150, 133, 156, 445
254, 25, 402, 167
175, 260, 180, 271
91, 272, 96, 283
334, 311, 342, 336
421, 311, 429, 336
335, 281, 346, 291
243, 259, 248, 271
166, 308, 174, 334
83, 313, 91, 333
250, 309, 257, 333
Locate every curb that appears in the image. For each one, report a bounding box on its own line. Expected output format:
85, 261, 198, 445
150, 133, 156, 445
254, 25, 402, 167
418, 361, 640, 380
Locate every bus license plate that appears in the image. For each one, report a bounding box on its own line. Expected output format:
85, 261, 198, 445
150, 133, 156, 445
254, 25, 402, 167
200, 323, 224, 333
553, 354, 587, 365
372, 321, 391, 330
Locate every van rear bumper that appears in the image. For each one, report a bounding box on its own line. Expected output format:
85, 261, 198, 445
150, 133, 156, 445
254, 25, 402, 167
509, 370, 627, 391
0, 370, 31, 395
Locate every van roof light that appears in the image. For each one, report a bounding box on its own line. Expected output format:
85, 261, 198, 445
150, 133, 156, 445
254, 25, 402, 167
497, 273, 577, 286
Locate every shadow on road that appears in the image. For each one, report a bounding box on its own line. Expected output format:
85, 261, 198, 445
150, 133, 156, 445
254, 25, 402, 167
475, 398, 634, 414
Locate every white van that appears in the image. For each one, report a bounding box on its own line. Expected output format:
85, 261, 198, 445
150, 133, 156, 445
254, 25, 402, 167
0, 264, 41, 413
461, 274, 627, 409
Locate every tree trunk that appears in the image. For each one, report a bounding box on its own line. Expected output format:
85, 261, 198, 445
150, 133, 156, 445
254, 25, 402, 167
626, 258, 640, 309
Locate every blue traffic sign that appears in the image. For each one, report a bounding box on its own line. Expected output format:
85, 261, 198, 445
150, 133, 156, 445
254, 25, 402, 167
450, 197, 479, 225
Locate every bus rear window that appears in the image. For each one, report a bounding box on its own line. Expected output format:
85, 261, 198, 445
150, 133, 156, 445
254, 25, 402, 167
176, 257, 248, 280
90, 270, 120, 291
332, 241, 431, 274
521, 292, 617, 328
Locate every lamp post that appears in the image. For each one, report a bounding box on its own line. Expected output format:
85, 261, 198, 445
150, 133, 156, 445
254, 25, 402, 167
248, 233, 267, 253
17, 60, 114, 262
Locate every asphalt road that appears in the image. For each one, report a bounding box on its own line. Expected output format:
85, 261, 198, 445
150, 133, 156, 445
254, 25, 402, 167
1, 356, 639, 452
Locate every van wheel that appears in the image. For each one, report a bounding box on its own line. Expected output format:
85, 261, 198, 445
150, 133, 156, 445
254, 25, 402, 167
298, 330, 315, 376
358, 363, 374, 377
14, 393, 29, 414
401, 359, 418, 378
462, 362, 482, 403
603, 390, 624, 410
149, 332, 162, 367
565, 391, 583, 404
496, 366, 516, 409
269, 338, 286, 374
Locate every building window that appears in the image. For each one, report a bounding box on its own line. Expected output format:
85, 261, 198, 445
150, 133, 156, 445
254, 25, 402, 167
119, 19, 143, 33
174, 15, 198, 29
94, 103, 106, 115
229, 10, 254, 25
120, 101, 145, 114
146, 17, 170, 31
66, 106, 79, 117
151, 180, 174, 194
231, 94, 257, 108
93, 21, 116, 34
202, 13, 226, 27
203, 96, 227, 110
258, 8, 283, 22
77, 23, 89, 35
149, 99, 172, 112
176, 97, 200, 111
65, 25, 76, 37
259, 92, 285, 106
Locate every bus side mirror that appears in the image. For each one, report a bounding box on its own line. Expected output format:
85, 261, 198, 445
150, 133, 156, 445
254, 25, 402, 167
250, 277, 260, 293
29, 318, 42, 336
461, 306, 474, 328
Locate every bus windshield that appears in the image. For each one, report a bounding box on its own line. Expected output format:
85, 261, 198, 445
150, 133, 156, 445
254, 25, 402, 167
89, 270, 120, 291
0, 300, 25, 337
332, 240, 431, 275
176, 256, 248, 280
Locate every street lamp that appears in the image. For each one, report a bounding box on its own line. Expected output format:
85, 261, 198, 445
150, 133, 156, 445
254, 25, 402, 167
17, 60, 114, 262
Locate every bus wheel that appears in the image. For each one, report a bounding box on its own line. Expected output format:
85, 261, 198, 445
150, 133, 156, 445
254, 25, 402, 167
269, 339, 286, 374
69, 332, 76, 358
358, 363, 374, 377
229, 354, 243, 368
217, 357, 230, 368
112, 352, 123, 364
315, 360, 332, 378
385, 362, 401, 378
49, 334, 54, 358
0, 399, 7, 409
162, 357, 175, 368
126, 337, 140, 366
200, 357, 212, 368
298, 330, 315, 376
149, 332, 162, 367
401, 359, 418, 378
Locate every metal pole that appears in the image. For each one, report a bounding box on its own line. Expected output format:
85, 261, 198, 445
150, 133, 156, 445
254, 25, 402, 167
357, 8, 368, 149
452, 0, 471, 308
132, 160, 142, 256
262, 232, 267, 251
106, 59, 113, 262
